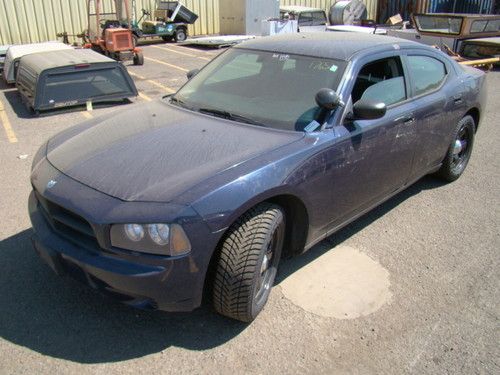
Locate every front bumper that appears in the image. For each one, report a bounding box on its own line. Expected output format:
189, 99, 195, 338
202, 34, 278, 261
28, 165, 218, 312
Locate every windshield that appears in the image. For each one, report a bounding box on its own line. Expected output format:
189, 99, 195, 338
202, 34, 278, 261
172, 48, 345, 131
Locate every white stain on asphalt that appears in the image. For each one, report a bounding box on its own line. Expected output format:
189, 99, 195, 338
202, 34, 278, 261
279, 245, 392, 319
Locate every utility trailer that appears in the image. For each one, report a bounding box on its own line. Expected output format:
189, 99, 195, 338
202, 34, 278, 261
131, 1, 198, 43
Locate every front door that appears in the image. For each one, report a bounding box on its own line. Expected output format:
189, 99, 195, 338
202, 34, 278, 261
324, 54, 418, 231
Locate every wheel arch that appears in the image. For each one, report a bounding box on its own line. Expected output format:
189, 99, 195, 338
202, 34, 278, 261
464, 107, 480, 132
201, 192, 310, 301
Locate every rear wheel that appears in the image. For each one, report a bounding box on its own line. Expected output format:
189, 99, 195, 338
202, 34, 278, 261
436, 115, 475, 182
174, 28, 187, 42
212, 203, 285, 322
133, 51, 144, 66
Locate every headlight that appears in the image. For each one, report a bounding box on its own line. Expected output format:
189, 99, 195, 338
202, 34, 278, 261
110, 223, 191, 256
124, 224, 145, 242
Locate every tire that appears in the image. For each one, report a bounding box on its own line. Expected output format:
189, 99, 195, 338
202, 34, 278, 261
436, 115, 475, 182
132, 34, 139, 47
133, 51, 144, 66
174, 28, 187, 42
213, 203, 285, 322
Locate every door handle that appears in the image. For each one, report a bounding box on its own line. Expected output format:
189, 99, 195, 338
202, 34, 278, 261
453, 94, 463, 104
394, 114, 415, 124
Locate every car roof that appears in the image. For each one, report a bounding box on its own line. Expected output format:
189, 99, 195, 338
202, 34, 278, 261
280, 6, 324, 14
19, 49, 116, 74
235, 32, 424, 61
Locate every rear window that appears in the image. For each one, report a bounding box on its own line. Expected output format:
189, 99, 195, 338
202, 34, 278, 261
415, 15, 463, 35
471, 19, 500, 33
41, 67, 131, 106
312, 11, 327, 25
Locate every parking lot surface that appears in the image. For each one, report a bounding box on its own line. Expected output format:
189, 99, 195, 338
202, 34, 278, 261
0, 42, 498, 374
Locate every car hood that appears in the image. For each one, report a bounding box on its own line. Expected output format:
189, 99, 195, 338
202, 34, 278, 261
46, 100, 304, 202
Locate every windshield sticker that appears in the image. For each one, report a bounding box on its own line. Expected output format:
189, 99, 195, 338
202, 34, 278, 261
304, 120, 321, 133
309, 61, 337, 72
272, 53, 289, 61
329, 64, 338, 72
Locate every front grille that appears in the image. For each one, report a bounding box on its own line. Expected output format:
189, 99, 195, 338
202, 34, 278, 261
35, 191, 100, 250
114, 33, 131, 50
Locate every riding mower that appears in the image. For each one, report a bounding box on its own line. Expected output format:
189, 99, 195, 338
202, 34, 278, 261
84, 0, 144, 65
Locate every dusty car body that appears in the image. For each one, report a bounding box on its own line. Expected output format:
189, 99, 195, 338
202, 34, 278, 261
16, 49, 137, 113
29, 33, 486, 322
3, 42, 73, 84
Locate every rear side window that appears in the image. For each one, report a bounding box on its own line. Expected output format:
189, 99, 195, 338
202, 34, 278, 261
407, 55, 447, 96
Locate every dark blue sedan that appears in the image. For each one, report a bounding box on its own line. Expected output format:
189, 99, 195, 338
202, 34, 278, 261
29, 33, 486, 322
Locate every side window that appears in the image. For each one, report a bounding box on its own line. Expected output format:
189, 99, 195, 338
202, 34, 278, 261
312, 12, 327, 26
299, 12, 313, 26
351, 57, 406, 106
407, 55, 446, 96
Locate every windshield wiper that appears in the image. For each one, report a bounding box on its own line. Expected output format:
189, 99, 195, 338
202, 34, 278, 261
170, 96, 191, 110
198, 107, 265, 126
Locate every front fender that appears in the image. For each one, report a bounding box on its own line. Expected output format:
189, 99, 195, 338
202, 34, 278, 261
189, 166, 312, 233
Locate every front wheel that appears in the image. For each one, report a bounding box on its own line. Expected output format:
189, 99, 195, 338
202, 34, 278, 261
174, 28, 187, 42
212, 203, 285, 322
133, 51, 144, 66
436, 115, 475, 182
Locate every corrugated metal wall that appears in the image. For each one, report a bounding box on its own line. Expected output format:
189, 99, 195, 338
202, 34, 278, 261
0, 0, 219, 45
280, 0, 378, 21
0, 0, 383, 45
377, 0, 429, 23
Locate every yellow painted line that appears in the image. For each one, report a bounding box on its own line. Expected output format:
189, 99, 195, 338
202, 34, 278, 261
139, 92, 152, 102
144, 56, 189, 72
129, 71, 176, 93
151, 45, 211, 61
0, 99, 18, 143
81, 111, 93, 119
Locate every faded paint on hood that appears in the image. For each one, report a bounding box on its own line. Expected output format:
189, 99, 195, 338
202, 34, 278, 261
46, 100, 304, 202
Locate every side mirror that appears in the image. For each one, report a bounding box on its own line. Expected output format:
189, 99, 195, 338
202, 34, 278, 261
186, 69, 199, 80
315, 88, 342, 110
352, 99, 386, 120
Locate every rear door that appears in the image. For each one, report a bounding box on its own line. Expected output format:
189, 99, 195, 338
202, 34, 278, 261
403, 51, 464, 179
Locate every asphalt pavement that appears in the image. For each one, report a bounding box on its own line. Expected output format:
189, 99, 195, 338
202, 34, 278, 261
0, 42, 498, 374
